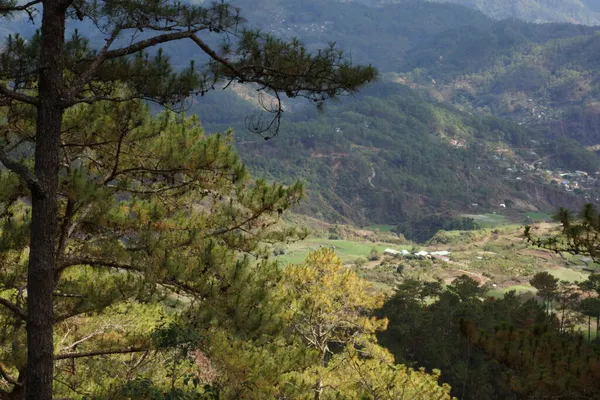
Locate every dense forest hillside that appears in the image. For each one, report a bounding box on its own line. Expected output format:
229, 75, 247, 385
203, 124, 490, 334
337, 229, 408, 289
179, 0, 600, 230
402, 29, 600, 147
195, 82, 591, 230
10, 0, 600, 228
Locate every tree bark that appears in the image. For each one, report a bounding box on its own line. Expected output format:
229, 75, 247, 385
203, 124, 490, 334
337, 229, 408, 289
588, 315, 591, 345
26, 1, 67, 399
313, 378, 322, 400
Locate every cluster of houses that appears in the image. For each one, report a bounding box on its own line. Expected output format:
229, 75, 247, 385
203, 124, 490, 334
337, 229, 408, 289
547, 170, 598, 192
495, 147, 600, 198
383, 248, 451, 262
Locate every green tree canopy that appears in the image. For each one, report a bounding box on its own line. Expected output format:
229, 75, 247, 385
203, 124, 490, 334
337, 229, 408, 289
0, 1, 376, 397
275, 249, 454, 400
0, 99, 305, 398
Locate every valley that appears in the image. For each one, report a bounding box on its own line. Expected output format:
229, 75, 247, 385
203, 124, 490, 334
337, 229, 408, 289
183, 0, 600, 236
3, 0, 600, 398
275, 213, 596, 296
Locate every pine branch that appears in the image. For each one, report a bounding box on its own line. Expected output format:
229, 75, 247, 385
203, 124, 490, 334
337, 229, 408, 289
64, 29, 204, 104
0, 148, 44, 196
208, 201, 280, 237
57, 257, 142, 273
189, 33, 240, 76
0, 85, 38, 106
0, 297, 26, 320
54, 346, 146, 360
0, 363, 21, 387
67, 28, 122, 100
0, 0, 40, 13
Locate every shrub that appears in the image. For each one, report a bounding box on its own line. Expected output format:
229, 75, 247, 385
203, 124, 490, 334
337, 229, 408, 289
354, 258, 368, 268
368, 247, 380, 261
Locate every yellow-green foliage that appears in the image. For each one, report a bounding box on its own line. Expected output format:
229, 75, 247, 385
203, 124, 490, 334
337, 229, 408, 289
198, 250, 454, 399
276, 249, 454, 400
0, 99, 305, 398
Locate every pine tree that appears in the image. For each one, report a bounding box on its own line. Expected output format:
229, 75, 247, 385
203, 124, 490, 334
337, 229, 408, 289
0, 2, 376, 397
530, 271, 559, 315
0, 99, 306, 398
276, 249, 454, 400
525, 203, 600, 259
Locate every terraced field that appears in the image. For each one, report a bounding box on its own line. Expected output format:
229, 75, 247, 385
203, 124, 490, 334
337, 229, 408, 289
276, 217, 597, 297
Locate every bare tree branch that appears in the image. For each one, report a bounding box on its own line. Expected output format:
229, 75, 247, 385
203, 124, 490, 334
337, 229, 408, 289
0, 0, 40, 14
0, 297, 26, 320
61, 329, 107, 352
0, 86, 38, 106
56, 199, 76, 261
208, 201, 279, 237
189, 34, 240, 76
54, 346, 147, 360
0, 148, 44, 196
57, 257, 142, 272
0, 363, 21, 387
84, 30, 200, 63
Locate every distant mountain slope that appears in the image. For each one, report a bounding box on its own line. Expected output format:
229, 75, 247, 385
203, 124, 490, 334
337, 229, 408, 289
184, 1, 600, 226
223, 0, 597, 71
5, 0, 596, 228
357, 0, 600, 25
399, 25, 600, 146
195, 82, 591, 227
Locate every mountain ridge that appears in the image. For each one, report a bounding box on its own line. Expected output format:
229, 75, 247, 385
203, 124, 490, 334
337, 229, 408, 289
354, 0, 600, 25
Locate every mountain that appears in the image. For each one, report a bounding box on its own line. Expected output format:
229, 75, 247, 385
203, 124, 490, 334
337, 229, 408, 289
355, 0, 600, 25
6, 0, 600, 235
184, 0, 600, 233
399, 29, 600, 147
194, 81, 591, 234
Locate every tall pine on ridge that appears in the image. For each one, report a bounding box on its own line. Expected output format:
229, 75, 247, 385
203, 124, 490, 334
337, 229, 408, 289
0, 1, 376, 397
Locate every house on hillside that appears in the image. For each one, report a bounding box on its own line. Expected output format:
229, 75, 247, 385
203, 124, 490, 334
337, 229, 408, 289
384, 249, 401, 256
430, 250, 451, 262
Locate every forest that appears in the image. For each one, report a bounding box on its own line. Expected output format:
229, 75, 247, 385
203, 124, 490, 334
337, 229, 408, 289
179, 0, 600, 232
2, 0, 600, 399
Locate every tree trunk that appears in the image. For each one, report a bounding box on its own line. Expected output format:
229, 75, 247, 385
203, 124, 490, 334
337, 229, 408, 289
588, 315, 591, 345
313, 378, 322, 400
314, 346, 327, 400
26, 1, 67, 399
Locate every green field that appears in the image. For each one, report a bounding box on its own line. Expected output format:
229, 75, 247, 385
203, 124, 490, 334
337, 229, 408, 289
525, 211, 553, 221
549, 267, 590, 282
462, 213, 508, 228
275, 238, 405, 265
463, 212, 553, 228
365, 224, 396, 233
488, 285, 536, 298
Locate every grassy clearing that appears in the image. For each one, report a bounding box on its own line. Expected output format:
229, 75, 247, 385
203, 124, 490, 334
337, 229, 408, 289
366, 224, 396, 233
488, 285, 536, 298
549, 267, 590, 282
275, 238, 406, 266
463, 213, 508, 228
525, 211, 553, 221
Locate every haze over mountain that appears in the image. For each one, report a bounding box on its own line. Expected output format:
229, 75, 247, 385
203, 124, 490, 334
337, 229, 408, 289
173, 0, 600, 235
356, 0, 600, 25
9, 0, 600, 232
4, 1, 600, 399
